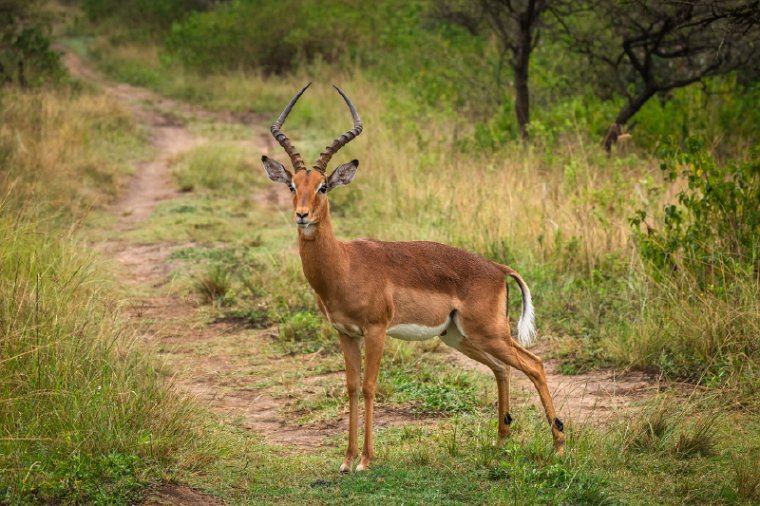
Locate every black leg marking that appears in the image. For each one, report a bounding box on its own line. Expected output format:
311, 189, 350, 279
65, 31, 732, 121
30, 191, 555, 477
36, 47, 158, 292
553, 417, 564, 432
504, 413, 513, 426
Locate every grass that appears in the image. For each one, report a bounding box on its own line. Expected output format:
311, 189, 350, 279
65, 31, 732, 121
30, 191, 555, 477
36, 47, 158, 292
0, 87, 147, 220
172, 143, 259, 193
0, 88, 194, 503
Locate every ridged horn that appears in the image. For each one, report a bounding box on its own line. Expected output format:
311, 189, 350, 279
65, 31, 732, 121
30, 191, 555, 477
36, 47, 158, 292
312, 85, 363, 173
271, 83, 311, 172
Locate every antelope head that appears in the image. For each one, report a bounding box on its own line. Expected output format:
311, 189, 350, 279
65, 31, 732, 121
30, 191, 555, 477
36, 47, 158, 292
261, 83, 363, 238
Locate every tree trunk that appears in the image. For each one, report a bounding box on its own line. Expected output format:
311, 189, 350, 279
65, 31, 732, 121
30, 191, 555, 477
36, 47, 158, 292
603, 88, 656, 152
514, 65, 530, 141
17, 59, 26, 88
514, 23, 532, 141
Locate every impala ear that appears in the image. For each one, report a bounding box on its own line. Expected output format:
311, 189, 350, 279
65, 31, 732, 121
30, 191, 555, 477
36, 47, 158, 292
326, 159, 359, 191
261, 155, 293, 184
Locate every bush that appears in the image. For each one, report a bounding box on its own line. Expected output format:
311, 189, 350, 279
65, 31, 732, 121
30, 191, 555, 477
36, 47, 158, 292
0, 1, 62, 86
631, 139, 759, 290
166, 0, 372, 73
82, 0, 209, 35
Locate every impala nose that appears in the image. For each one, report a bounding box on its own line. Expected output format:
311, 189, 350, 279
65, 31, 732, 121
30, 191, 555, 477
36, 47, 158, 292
295, 211, 309, 224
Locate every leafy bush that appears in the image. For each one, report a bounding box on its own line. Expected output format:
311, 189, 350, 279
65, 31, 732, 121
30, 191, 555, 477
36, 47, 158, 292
166, 0, 373, 73
0, 1, 62, 86
613, 140, 760, 392
631, 139, 759, 290
83, 0, 209, 35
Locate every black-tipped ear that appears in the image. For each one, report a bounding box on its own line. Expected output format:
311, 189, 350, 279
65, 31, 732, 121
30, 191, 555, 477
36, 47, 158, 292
261, 155, 293, 184
326, 160, 359, 191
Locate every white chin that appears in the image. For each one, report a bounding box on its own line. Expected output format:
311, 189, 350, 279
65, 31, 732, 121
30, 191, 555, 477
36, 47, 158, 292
299, 224, 316, 238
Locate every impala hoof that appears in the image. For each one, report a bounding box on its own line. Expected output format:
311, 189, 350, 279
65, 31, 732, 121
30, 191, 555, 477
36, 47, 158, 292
339, 463, 351, 474
355, 462, 368, 472
554, 437, 566, 456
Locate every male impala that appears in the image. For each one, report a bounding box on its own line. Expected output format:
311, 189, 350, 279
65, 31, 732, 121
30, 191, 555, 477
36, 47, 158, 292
261, 84, 565, 472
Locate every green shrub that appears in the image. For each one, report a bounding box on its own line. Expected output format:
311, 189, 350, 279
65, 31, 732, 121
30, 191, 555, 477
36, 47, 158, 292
0, 1, 62, 86
631, 139, 759, 290
82, 0, 208, 35
166, 0, 372, 73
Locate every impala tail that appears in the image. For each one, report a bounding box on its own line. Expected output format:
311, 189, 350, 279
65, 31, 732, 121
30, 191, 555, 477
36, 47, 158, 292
501, 266, 536, 346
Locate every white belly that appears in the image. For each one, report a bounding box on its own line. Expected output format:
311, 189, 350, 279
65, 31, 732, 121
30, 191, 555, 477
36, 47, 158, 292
387, 319, 451, 341
386, 317, 462, 344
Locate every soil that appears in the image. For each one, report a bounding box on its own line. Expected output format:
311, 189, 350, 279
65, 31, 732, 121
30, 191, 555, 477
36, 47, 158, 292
62, 47, 666, 503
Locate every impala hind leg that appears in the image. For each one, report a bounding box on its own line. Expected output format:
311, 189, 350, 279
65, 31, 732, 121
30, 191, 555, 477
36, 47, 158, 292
338, 333, 361, 473
455, 341, 513, 444
357, 327, 385, 471
480, 338, 565, 454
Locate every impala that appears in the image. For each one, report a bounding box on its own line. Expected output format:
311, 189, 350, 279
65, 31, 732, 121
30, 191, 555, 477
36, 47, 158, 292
261, 84, 565, 472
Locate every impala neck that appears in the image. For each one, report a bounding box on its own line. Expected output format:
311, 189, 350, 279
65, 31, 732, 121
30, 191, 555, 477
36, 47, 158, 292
298, 208, 346, 298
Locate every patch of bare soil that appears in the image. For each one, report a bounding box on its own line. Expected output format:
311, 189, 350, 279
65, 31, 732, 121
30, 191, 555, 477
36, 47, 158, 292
448, 343, 663, 425
142, 484, 222, 506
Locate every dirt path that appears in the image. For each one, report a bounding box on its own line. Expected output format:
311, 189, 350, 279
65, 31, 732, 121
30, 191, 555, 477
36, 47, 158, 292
63, 49, 334, 447
449, 345, 662, 425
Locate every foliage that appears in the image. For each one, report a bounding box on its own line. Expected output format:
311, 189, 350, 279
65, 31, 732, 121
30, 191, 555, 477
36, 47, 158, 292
166, 0, 374, 73
617, 140, 759, 390
631, 139, 759, 288
82, 0, 210, 36
0, 0, 62, 86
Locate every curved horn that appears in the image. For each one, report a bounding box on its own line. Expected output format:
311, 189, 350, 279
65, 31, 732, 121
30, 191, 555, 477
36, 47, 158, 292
312, 85, 363, 173
271, 83, 311, 172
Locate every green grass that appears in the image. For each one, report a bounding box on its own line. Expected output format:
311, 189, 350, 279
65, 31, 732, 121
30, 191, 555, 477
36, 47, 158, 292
153, 396, 759, 505
0, 85, 192, 504
172, 143, 259, 193
0, 202, 193, 504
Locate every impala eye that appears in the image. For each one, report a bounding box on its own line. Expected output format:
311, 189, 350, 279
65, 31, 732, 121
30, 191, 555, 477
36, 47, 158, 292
318, 184, 328, 194
287, 183, 296, 193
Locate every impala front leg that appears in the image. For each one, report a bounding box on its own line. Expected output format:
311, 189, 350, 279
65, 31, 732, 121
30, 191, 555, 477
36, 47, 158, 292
338, 333, 361, 473
357, 326, 386, 471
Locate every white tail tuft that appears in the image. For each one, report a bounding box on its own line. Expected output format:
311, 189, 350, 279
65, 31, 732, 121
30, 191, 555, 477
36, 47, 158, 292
506, 269, 536, 346
516, 285, 536, 346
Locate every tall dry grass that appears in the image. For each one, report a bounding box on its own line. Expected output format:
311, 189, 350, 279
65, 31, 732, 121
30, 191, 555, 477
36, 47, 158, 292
0, 88, 144, 219
0, 88, 194, 503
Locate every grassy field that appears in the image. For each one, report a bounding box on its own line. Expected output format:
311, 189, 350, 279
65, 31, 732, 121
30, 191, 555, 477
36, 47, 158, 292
0, 2, 757, 504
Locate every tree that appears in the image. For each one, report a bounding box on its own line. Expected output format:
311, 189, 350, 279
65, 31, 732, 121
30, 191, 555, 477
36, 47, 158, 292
554, 0, 760, 151
480, 0, 549, 141
432, 0, 552, 141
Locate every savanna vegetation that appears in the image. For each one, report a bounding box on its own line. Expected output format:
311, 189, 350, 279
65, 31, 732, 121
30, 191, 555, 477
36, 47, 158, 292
1, 0, 758, 504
